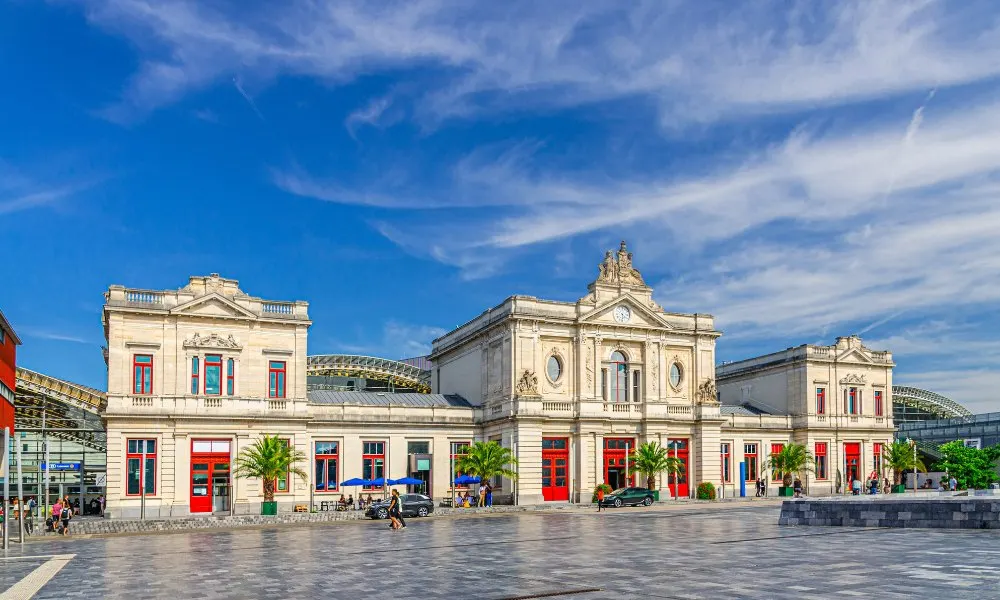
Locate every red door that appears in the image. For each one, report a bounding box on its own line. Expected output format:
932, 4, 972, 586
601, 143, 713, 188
844, 442, 861, 489
603, 438, 635, 490
666, 438, 689, 498
541, 438, 569, 501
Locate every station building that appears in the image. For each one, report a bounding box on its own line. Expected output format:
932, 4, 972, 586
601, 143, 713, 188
0, 309, 20, 434
5, 242, 979, 516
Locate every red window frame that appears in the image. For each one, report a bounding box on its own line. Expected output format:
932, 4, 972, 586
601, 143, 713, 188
268, 361, 286, 399
226, 358, 235, 396
451, 441, 471, 488
125, 438, 157, 496
191, 356, 199, 395
363, 441, 386, 490
846, 387, 859, 415
721, 443, 731, 483
204, 354, 223, 395
873, 442, 883, 474
816, 387, 825, 414
770, 443, 785, 481
133, 354, 153, 395
744, 443, 758, 481
314, 441, 339, 493
874, 390, 883, 417
815, 443, 828, 480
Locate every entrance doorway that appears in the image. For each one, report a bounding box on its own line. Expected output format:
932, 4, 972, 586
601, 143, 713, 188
666, 438, 690, 498
408, 453, 432, 496
541, 438, 569, 501
604, 438, 635, 490
191, 439, 231, 514
844, 442, 861, 488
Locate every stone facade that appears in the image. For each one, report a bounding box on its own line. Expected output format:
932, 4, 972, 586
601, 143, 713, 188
102, 246, 899, 517
717, 336, 895, 497
431, 242, 724, 503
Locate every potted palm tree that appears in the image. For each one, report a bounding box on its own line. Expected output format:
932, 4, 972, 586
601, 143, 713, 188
234, 435, 307, 516
883, 440, 926, 493
631, 442, 681, 501
767, 443, 813, 497
455, 441, 519, 502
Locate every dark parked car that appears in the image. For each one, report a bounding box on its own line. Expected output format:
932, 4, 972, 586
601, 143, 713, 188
365, 494, 435, 519
599, 487, 654, 508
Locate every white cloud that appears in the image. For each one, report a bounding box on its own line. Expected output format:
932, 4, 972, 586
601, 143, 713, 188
327, 321, 446, 359
78, 1, 1000, 126
0, 163, 80, 215
19, 327, 92, 344
345, 95, 394, 137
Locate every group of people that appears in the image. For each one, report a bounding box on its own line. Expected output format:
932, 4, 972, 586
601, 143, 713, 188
334, 494, 376, 511
754, 477, 805, 498
922, 476, 959, 491
454, 482, 493, 507
48, 496, 78, 536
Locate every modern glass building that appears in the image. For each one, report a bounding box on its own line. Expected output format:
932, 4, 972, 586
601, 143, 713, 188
898, 412, 1000, 450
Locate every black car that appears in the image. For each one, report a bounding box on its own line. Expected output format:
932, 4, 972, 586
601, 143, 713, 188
599, 487, 655, 508
365, 493, 434, 519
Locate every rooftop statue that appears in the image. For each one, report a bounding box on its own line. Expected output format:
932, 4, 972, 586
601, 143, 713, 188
595, 241, 646, 286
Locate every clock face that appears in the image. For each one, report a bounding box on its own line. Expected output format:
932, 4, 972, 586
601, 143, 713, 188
613, 305, 631, 323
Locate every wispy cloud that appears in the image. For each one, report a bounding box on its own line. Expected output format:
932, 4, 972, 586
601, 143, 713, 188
0, 162, 82, 216
79, 1, 1000, 127
346, 95, 395, 138
232, 76, 265, 121
325, 321, 447, 359
19, 327, 92, 344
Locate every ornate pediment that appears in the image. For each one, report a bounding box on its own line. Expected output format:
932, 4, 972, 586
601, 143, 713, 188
515, 369, 540, 397
172, 293, 257, 320
183, 332, 243, 350
594, 241, 647, 287
839, 373, 867, 385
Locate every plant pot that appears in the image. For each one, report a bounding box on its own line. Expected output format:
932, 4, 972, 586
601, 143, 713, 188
261, 501, 278, 516
650, 490, 660, 501
778, 486, 795, 497
891, 484, 907, 494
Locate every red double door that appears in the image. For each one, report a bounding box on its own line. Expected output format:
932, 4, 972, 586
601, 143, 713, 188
191, 454, 230, 513
844, 443, 861, 486
665, 439, 690, 498
541, 437, 569, 501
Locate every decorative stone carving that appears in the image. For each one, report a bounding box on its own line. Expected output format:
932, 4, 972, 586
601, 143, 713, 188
646, 341, 657, 393
697, 379, 719, 404
840, 373, 868, 385
585, 344, 594, 388
594, 241, 646, 286
515, 370, 540, 397
183, 333, 242, 350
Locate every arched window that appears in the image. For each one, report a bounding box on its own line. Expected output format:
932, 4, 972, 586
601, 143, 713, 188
610, 351, 628, 402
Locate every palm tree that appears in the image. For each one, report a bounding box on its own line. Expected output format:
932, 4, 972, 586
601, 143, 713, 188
882, 440, 927, 485
631, 442, 682, 490
455, 441, 519, 482
767, 443, 814, 488
233, 435, 308, 506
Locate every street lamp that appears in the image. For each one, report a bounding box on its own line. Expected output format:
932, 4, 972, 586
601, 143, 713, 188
906, 438, 917, 493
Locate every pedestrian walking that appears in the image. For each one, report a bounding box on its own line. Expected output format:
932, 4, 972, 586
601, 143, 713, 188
485, 481, 493, 507
59, 502, 72, 536
949, 476, 957, 491
98, 495, 105, 517
388, 489, 406, 530
596, 486, 606, 512
478, 483, 486, 507
793, 478, 803, 498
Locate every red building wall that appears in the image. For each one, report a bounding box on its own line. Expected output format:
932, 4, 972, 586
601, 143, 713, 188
0, 314, 19, 434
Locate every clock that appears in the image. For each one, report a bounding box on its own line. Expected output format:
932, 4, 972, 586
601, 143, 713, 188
613, 305, 631, 323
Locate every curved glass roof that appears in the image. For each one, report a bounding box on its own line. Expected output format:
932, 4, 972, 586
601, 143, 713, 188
892, 385, 972, 419
307, 354, 431, 393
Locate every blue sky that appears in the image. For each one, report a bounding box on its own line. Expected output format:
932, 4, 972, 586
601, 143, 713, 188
2, 1, 1000, 411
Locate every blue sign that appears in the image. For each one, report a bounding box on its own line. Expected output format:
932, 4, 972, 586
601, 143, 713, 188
41, 462, 81, 471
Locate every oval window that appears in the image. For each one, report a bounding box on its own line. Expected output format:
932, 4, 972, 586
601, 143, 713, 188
669, 363, 682, 388
547, 355, 562, 382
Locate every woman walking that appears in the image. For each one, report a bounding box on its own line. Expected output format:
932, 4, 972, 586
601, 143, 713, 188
388, 489, 405, 530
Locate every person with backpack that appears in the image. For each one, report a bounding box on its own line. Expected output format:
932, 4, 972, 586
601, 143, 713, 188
59, 502, 72, 536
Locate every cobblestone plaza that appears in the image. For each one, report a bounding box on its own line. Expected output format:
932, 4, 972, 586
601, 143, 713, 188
4, 504, 1000, 599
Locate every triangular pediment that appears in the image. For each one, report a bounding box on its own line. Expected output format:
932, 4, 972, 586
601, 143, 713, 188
579, 295, 672, 329
171, 293, 256, 320
836, 347, 874, 364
